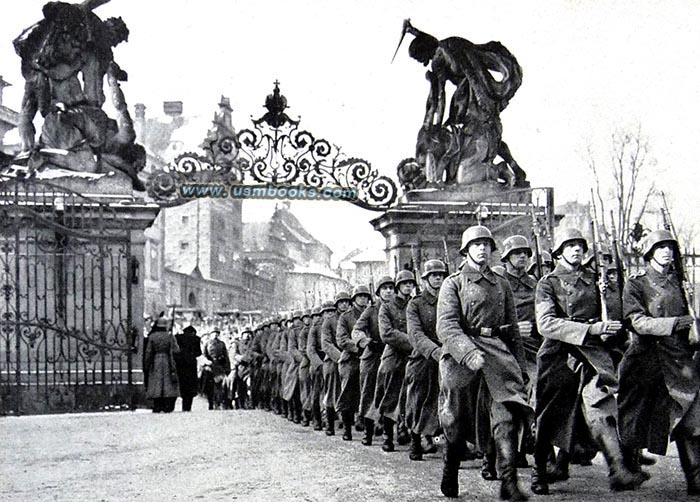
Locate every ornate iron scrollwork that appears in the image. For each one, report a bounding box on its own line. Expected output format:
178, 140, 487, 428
147, 82, 398, 211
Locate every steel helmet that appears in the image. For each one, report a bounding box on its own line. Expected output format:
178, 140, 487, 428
551, 228, 588, 257
302, 309, 311, 319
292, 310, 303, 320
541, 250, 553, 265
241, 325, 253, 335
459, 225, 497, 256
375, 275, 395, 295
311, 306, 323, 316
395, 269, 417, 289
643, 229, 677, 260
421, 259, 447, 279
334, 291, 351, 306
351, 284, 372, 300
321, 301, 335, 312
500, 235, 532, 262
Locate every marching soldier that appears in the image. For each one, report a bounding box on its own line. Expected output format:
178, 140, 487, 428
532, 228, 646, 495
307, 305, 327, 431
376, 269, 416, 452
619, 229, 700, 495
266, 317, 283, 415
336, 285, 372, 440
283, 311, 303, 423
405, 259, 447, 461
352, 276, 392, 446
527, 251, 553, 279
437, 225, 531, 500
202, 327, 231, 410
321, 295, 346, 435
230, 326, 253, 409
297, 309, 313, 426
499, 236, 541, 473
248, 323, 267, 410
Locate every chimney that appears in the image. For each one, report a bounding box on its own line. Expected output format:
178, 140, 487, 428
163, 100, 184, 127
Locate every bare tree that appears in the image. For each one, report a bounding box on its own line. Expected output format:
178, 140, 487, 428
586, 126, 658, 261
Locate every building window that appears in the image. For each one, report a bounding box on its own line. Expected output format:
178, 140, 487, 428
180, 241, 189, 250
219, 252, 226, 263
149, 245, 159, 280
181, 215, 189, 224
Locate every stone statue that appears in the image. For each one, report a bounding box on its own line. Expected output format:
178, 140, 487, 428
11, 0, 145, 190
394, 20, 528, 190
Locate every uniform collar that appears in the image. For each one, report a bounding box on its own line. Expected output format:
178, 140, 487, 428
646, 264, 673, 281
461, 263, 498, 285
550, 262, 593, 285
394, 294, 410, 308
422, 287, 438, 305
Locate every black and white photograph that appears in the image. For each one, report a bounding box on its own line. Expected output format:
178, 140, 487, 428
0, 0, 699, 500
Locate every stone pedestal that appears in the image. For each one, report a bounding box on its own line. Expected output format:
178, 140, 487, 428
370, 184, 554, 275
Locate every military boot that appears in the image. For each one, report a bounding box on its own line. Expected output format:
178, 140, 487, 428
341, 410, 353, 441
313, 406, 323, 431
397, 421, 411, 446
621, 446, 651, 482
547, 449, 570, 482
530, 442, 550, 495
494, 421, 529, 501
677, 435, 700, 495
301, 410, 310, 427
409, 433, 423, 461
362, 418, 374, 446
440, 440, 461, 498
325, 407, 336, 436
422, 435, 438, 454
481, 439, 498, 481
382, 418, 395, 452
591, 419, 646, 491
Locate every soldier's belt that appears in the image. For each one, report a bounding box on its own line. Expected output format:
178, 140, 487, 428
465, 324, 512, 338
565, 317, 599, 324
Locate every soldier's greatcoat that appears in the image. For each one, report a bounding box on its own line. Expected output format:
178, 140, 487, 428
375, 295, 413, 422
405, 288, 442, 436
437, 264, 530, 445
619, 266, 700, 454
351, 302, 385, 420
297, 323, 312, 412
535, 262, 619, 452
306, 317, 325, 413
282, 325, 301, 401
321, 311, 341, 409
504, 269, 541, 385
265, 327, 281, 401
336, 304, 364, 413
145, 331, 180, 399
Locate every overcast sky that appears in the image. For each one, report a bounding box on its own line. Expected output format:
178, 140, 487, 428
1, 0, 699, 257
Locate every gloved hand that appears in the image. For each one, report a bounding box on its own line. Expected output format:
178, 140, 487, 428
675, 315, 695, 331
517, 321, 533, 338
431, 348, 441, 362
357, 337, 370, 349
461, 348, 485, 371
589, 320, 623, 336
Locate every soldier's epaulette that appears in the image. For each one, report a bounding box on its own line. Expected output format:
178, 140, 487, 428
541, 271, 555, 281
629, 270, 646, 279
492, 268, 506, 278
447, 270, 461, 280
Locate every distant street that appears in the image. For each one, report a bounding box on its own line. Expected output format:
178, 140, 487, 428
0, 398, 692, 501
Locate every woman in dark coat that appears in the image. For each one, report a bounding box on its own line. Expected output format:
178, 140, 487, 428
175, 325, 201, 412
144, 318, 180, 413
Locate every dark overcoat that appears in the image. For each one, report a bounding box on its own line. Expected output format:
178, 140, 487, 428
535, 262, 618, 452
619, 265, 700, 454
335, 304, 363, 413
174, 331, 201, 399
145, 331, 180, 399
321, 311, 341, 409
405, 288, 441, 436
351, 302, 385, 420
437, 264, 530, 444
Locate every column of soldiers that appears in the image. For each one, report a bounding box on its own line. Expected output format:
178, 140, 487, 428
241, 223, 700, 501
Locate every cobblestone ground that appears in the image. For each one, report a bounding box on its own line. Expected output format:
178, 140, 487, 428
0, 397, 692, 501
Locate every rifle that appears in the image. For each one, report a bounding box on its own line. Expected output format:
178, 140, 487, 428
410, 244, 421, 295
442, 238, 451, 274
590, 191, 609, 322
529, 205, 543, 279
660, 192, 700, 346
609, 210, 625, 304
368, 262, 376, 305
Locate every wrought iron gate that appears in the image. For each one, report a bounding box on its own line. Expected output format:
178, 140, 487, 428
0, 180, 137, 414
